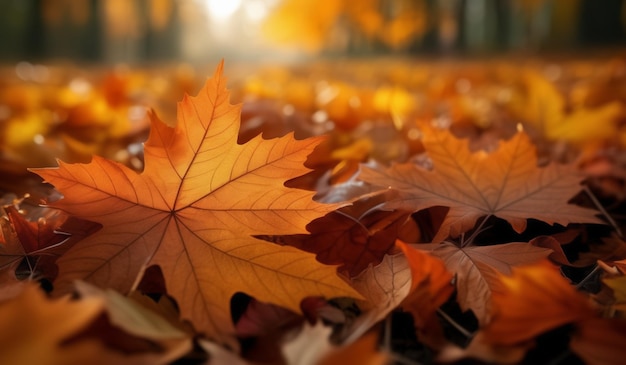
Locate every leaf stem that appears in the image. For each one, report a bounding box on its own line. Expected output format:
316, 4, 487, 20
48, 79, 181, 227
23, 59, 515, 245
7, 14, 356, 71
389, 352, 422, 365
547, 348, 574, 365
461, 214, 492, 248
389, 353, 424, 365
24, 256, 35, 279
584, 185, 623, 239
383, 313, 392, 352
381, 315, 425, 365
436, 308, 474, 339
575, 263, 601, 290
335, 209, 370, 235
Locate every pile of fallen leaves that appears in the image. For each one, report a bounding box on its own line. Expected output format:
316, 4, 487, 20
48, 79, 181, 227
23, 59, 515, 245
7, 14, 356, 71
1, 57, 626, 365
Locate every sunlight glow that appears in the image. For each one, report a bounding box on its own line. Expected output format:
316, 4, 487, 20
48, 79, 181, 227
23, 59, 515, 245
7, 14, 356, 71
244, 0, 269, 22
204, 0, 242, 20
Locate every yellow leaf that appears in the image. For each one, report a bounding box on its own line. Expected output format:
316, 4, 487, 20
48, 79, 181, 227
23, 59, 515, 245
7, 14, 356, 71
0, 283, 104, 365
603, 275, 626, 310
519, 71, 623, 145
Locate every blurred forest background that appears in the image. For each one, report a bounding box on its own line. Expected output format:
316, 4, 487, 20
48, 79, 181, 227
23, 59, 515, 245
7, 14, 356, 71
0, 0, 625, 64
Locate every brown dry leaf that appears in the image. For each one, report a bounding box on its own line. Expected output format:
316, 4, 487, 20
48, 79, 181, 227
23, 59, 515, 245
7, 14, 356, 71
0, 281, 189, 365
0, 205, 70, 279
359, 125, 601, 242
233, 296, 327, 338
232, 298, 308, 364
0, 213, 24, 276
4, 205, 68, 254
483, 260, 595, 345
575, 234, 626, 268
529, 235, 571, 265
280, 204, 408, 277
427, 242, 552, 324
528, 229, 582, 266
31, 62, 360, 346
345, 251, 412, 343
74, 280, 192, 363
127, 290, 192, 335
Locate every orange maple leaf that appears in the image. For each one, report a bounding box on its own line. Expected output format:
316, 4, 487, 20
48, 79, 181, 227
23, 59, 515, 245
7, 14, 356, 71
31, 62, 360, 346
360, 125, 601, 242
483, 260, 594, 345
397, 240, 453, 348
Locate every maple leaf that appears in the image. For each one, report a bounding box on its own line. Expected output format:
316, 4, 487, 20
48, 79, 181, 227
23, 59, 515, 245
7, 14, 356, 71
345, 250, 412, 343
0, 205, 71, 280
31, 62, 360, 346
359, 125, 601, 242
424, 241, 552, 324
4, 205, 68, 254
